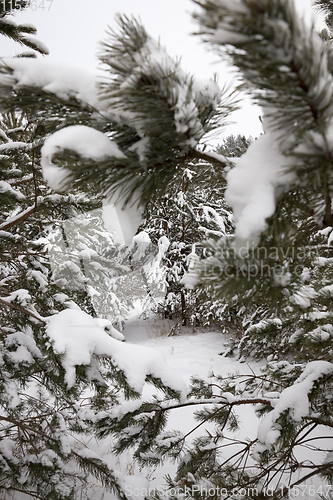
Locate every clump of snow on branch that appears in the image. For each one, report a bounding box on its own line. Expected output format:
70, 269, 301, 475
46, 309, 187, 398
253, 361, 333, 459
41, 125, 125, 191
130, 231, 152, 260
225, 133, 295, 249
290, 285, 317, 309
273, 361, 333, 421
0, 180, 25, 200
0, 58, 100, 109
20, 36, 49, 55
103, 187, 144, 246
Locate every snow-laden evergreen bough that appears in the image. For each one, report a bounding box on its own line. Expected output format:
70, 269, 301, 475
0, 14, 235, 206
0, 0, 333, 499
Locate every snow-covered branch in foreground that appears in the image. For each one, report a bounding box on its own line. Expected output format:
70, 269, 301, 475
253, 360, 333, 459
41, 125, 125, 192
194, 0, 333, 247
46, 309, 187, 398
99, 15, 224, 149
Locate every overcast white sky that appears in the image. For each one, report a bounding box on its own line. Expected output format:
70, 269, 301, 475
2, 0, 322, 144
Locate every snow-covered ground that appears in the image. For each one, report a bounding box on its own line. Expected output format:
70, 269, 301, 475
123, 311, 256, 389
106, 311, 261, 495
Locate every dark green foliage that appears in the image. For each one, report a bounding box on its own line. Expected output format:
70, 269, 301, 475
193, 216, 333, 360
194, 0, 333, 232
216, 133, 252, 158
96, 14, 233, 205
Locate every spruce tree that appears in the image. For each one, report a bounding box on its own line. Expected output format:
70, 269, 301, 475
138, 140, 253, 328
